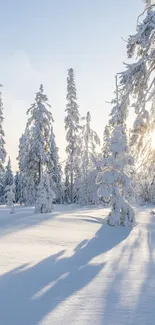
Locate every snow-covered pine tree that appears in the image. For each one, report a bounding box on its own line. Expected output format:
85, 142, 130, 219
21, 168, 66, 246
65, 68, 81, 203
97, 76, 135, 226
4, 157, 14, 189
49, 125, 62, 203
35, 174, 55, 213
77, 111, 100, 205
5, 185, 15, 214
26, 84, 52, 186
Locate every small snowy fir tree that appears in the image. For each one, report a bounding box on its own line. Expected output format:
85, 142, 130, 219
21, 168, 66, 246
97, 76, 135, 227
5, 185, 15, 214
65, 68, 81, 203
35, 175, 55, 214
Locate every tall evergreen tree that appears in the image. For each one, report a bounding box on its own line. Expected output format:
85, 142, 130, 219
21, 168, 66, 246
65, 68, 81, 203
26, 84, 52, 185
97, 76, 135, 226
18, 85, 57, 211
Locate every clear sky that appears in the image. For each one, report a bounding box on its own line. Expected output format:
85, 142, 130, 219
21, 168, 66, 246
0, 0, 144, 171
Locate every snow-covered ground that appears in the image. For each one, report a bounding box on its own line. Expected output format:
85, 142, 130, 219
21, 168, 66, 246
0, 204, 155, 325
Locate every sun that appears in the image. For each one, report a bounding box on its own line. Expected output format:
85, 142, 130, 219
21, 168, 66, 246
151, 132, 155, 149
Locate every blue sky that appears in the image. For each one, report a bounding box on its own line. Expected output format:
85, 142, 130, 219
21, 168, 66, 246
0, 0, 144, 170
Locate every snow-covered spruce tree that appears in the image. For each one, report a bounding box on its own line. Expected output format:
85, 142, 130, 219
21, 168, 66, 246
5, 185, 15, 214
26, 84, 52, 185
65, 68, 81, 203
97, 76, 135, 226
35, 174, 55, 213
76, 111, 100, 205
18, 86, 58, 210
49, 125, 62, 203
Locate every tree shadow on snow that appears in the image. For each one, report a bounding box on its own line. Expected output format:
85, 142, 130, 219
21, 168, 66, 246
0, 223, 131, 325
99, 214, 155, 325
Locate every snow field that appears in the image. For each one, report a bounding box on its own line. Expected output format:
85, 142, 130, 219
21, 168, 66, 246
0, 204, 155, 325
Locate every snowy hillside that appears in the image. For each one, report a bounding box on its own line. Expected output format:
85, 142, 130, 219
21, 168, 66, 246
0, 204, 155, 325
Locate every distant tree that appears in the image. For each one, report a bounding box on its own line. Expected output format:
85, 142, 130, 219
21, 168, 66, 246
4, 157, 14, 188
65, 68, 81, 203
77, 111, 100, 205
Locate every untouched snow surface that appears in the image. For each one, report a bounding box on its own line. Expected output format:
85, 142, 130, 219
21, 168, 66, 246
0, 204, 155, 325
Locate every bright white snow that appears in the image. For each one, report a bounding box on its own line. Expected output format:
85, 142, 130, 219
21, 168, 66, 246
0, 204, 155, 325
